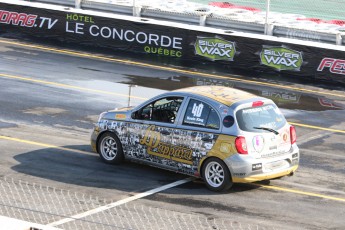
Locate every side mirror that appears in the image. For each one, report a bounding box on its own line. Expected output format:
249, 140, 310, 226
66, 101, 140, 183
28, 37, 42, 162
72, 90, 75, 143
131, 111, 138, 119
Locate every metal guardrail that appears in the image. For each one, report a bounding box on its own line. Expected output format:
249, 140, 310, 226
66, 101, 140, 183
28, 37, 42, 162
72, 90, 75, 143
141, 8, 202, 25
31, 0, 75, 7
81, 1, 133, 15
23, 0, 345, 45
206, 16, 265, 34
273, 26, 341, 45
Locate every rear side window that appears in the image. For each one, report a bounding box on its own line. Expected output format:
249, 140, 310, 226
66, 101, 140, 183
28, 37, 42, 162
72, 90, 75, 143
183, 99, 220, 129
236, 104, 286, 132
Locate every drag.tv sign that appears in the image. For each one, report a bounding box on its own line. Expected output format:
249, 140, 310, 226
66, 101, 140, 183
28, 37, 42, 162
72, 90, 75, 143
260, 46, 303, 71
194, 37, 236, 61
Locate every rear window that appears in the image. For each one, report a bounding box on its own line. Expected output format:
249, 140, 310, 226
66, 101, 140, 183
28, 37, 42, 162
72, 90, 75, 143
236, 104, 286, 132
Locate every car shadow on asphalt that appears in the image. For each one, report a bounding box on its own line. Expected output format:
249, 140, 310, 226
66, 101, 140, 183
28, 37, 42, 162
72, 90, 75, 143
11, 145, 261, 195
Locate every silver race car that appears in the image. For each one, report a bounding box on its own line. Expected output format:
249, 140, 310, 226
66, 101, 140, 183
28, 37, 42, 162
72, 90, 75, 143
91, 86, 299, 191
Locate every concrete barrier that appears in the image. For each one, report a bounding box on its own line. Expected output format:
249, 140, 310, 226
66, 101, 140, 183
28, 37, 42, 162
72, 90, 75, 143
1, 0, 345, 85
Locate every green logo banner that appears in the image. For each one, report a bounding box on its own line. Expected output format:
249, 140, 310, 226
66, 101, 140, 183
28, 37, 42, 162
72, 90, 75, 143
195, 37, 236, 61
260, 46, 303, 71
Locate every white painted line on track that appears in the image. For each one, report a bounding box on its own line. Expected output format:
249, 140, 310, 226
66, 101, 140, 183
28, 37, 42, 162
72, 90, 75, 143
0, 215, 62, 230
47, 177, 194, 227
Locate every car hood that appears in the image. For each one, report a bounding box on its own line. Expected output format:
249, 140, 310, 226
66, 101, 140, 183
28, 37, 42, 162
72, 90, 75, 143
109, 106, 134, 112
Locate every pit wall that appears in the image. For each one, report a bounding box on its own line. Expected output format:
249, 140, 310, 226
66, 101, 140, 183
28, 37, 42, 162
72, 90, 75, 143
1, 0, 345, 84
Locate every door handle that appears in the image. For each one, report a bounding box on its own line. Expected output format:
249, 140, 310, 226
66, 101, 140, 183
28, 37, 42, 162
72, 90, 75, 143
201, 137, 212, 142
160, 130, 171, 136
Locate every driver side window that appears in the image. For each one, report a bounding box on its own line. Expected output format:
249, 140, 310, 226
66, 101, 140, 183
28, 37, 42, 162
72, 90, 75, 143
135, 97, 183, 123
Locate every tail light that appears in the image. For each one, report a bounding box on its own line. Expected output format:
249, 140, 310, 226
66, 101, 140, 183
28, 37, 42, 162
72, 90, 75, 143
290, 126, 297, 145
252, 101, 264, 107
235, 136, 248, 154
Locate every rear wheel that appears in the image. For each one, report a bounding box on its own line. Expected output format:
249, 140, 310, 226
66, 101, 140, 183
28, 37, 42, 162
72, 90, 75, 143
97, 132, 124, 164
261, 179, 271, 185
202, 158, 232, 192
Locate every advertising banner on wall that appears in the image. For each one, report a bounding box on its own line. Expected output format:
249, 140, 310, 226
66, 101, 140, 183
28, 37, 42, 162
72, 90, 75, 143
1, 2, 344, 84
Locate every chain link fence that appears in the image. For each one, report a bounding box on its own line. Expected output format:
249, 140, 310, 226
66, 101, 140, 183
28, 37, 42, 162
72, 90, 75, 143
25, 0, 345, 44
193, 0, 344, 20
0, 177, 270, 230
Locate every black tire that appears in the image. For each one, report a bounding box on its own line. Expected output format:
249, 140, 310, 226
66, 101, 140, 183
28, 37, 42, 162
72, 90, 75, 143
97, 132, 124, 164
202, 158, 232, 192
261, 179, 271, 185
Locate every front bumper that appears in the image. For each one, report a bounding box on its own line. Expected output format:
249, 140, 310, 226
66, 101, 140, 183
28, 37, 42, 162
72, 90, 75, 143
90, 128, 100, 153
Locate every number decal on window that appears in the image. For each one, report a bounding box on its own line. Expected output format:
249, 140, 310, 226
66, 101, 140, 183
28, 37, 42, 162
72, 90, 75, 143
191, 103, 204, 118
183, 99, 220, 129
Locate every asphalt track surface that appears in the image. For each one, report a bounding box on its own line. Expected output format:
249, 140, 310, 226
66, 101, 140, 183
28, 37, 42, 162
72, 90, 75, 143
0, 37, 345, 229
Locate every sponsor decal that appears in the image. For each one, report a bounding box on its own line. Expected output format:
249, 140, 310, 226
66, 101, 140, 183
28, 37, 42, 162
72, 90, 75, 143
144, 46, 182, 57
0, 10, 37, 27
317, 58, 345, 75
234, 173, 246, 176
318, 98, 343, 109
195, 78, 234, 87
64, 13, 183, 57
194, 37, 236, 61
252, 163, 262, 171
66, 14, 94, 23
261, 150, 285, 158
0, 10, 58, 29
1, 5, 184, 58
262, 90, 301, 103
252, 135, 265, 153
140, 125, 193, 164
260, 46, 303, 71
88, 25, 183, 57
184, 100, 208, 126
204, 143, 213, 150
115, 114, 126, 120
282, 133, 288, 142
220, 143, 232, 153
219, 106, 229, 115
242, 104, 274, 114
269, 145, 277, 150
99, 120, 109, 130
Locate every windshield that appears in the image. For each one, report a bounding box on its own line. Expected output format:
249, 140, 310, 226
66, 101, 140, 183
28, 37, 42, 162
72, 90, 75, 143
236, 104, 287, 132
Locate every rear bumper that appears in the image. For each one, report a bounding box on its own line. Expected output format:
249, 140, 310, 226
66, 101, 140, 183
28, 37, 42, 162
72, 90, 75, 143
232, 165, 298, 183
226, 144, 299, 183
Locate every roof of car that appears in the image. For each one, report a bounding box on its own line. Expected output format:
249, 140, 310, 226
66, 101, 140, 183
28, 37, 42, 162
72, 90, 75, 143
175, 86, 257, 106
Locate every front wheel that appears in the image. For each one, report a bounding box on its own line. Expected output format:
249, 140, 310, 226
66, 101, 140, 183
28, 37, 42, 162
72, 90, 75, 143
97, 132, 124, 164
202, 158, 232, 192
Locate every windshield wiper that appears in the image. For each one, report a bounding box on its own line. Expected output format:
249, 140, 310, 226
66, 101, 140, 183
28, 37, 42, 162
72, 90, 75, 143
253, 127, 279, 135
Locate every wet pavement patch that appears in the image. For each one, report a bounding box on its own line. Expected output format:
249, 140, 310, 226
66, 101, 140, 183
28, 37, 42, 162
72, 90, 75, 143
0, 121, 17, 129
21, 107, 67, 116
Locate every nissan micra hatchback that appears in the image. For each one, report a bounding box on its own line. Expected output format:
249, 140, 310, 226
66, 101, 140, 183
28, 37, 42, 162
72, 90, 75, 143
91, 86, 299, 191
